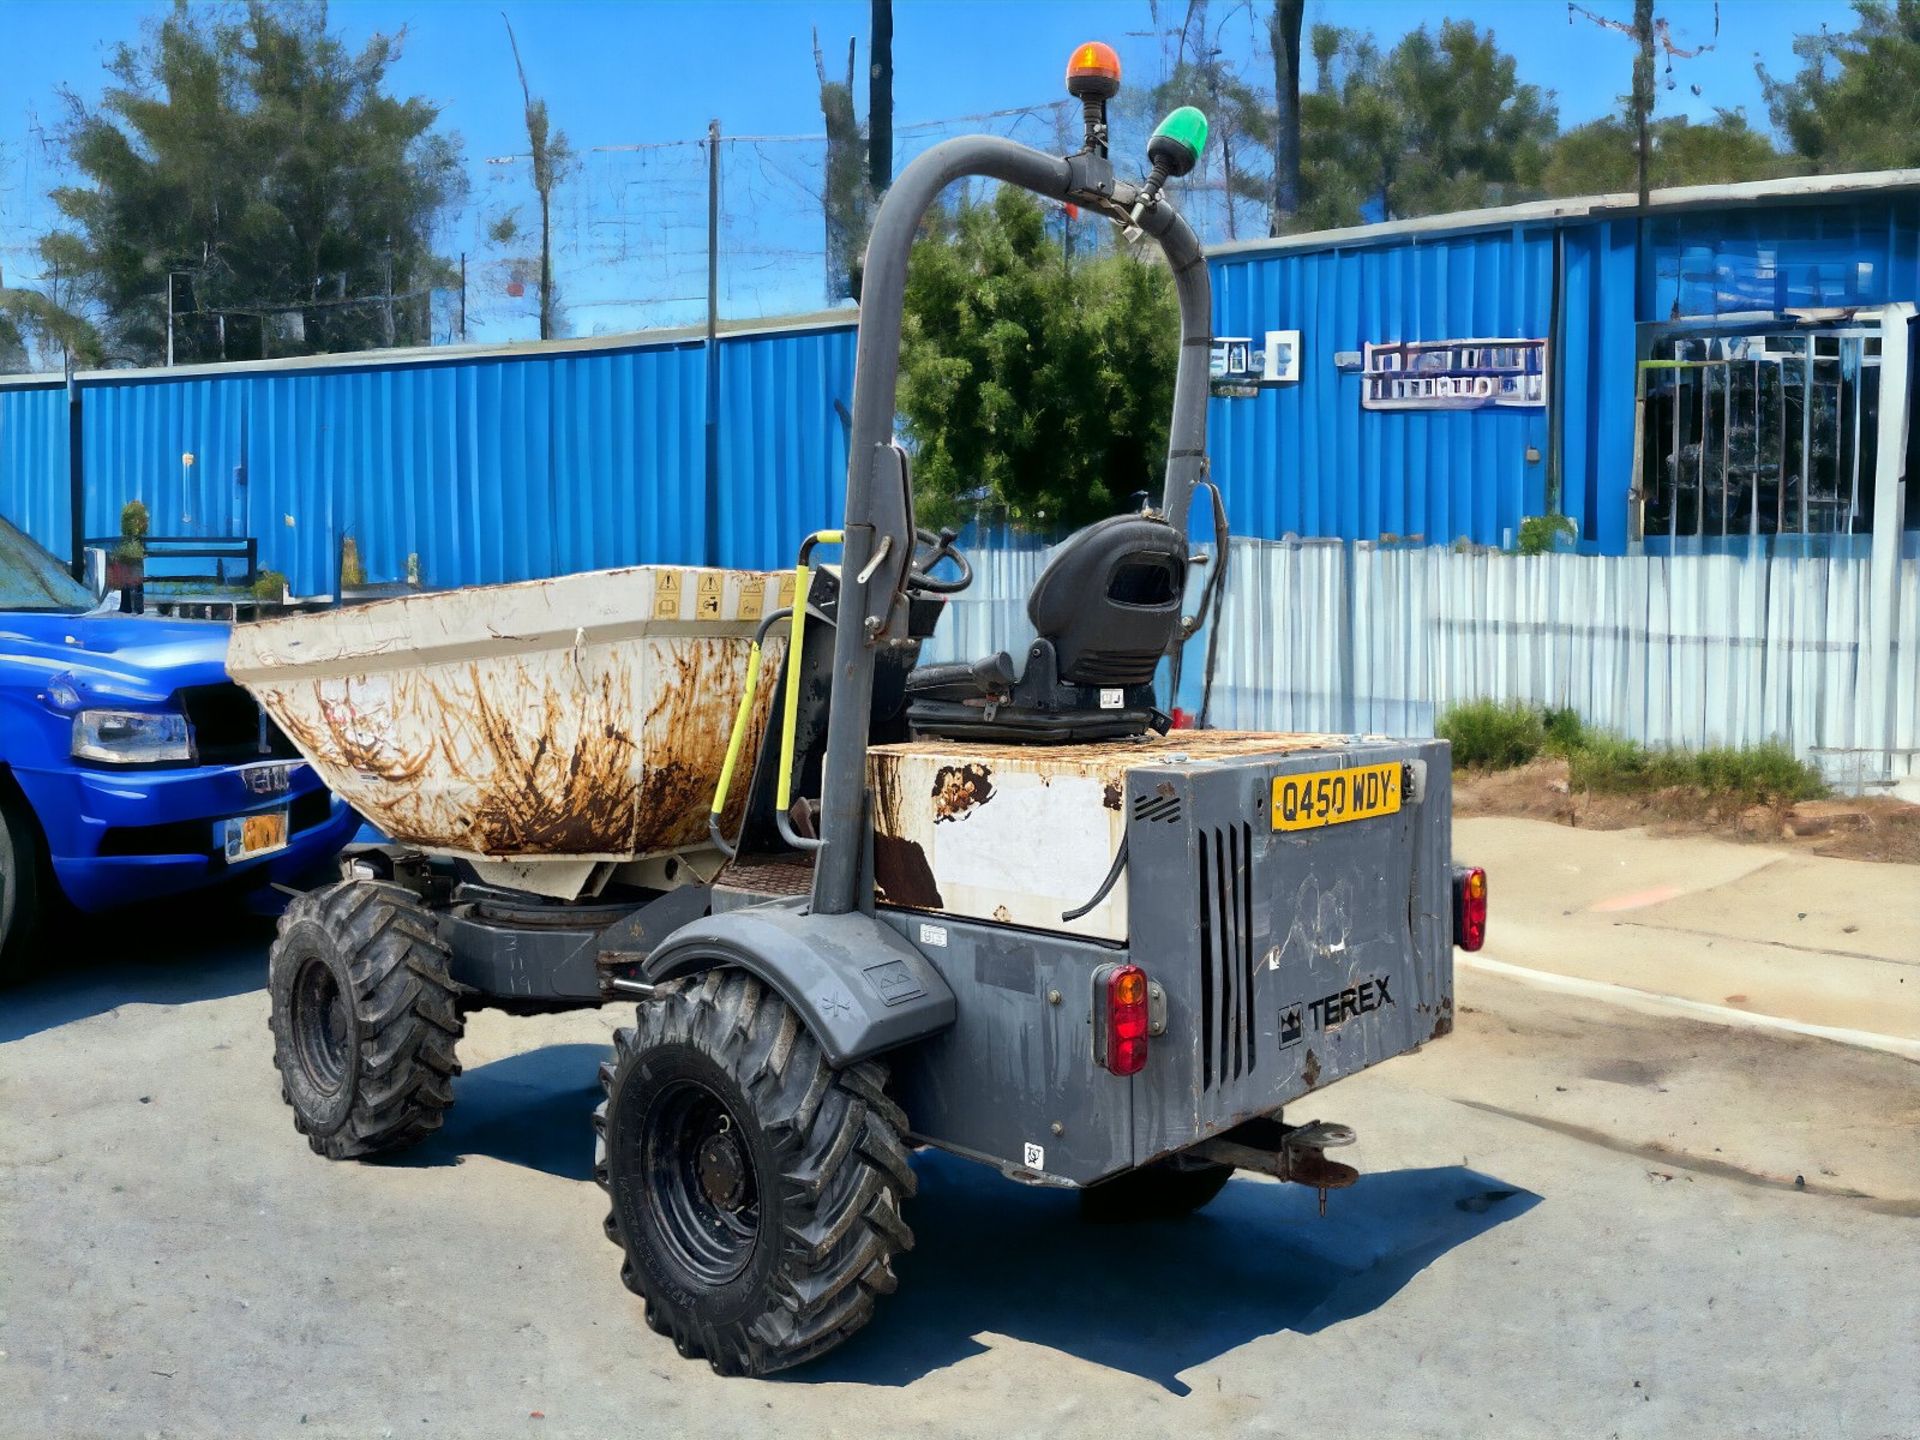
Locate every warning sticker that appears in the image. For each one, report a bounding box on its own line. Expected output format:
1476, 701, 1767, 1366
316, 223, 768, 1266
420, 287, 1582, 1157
653, 569, 683, 620
740, 579, 765, 621
695, 572, 723, 620
776, 572, 797, 609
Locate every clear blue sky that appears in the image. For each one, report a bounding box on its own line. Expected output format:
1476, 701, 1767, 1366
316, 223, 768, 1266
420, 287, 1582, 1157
0, 0, 1845, 344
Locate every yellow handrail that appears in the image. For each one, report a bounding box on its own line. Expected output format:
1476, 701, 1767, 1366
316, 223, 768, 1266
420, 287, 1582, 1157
708, 641, 763, 823
707, 530, 843, 840
777, 531, 842, 812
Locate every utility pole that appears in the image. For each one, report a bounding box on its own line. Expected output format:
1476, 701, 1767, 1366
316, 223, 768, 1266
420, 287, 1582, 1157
459, 252, 467, 341
166, 272, 175, 367
1633, 0, 1654, 207
1270, 0, 1304, 235
704, 118, 721, 569
868, 0, 893, 193
1567, 1, 1718, 206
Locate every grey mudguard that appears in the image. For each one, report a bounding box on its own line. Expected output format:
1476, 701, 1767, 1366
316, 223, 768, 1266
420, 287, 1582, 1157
642, 903, 957, 1068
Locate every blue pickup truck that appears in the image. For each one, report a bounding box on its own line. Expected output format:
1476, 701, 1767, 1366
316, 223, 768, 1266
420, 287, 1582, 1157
0, 514, 358, 982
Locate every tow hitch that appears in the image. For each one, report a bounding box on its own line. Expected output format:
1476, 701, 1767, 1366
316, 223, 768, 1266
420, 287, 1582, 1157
1192, 1117, 1360, 1216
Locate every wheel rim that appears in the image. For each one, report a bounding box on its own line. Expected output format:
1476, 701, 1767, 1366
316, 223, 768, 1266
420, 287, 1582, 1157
290, 957, 352, 1094
640, 1078, 761, 1287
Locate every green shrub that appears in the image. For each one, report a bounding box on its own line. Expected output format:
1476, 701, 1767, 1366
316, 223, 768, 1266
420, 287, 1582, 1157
1568, 732, 1825, 804
1515, 513, 1576, 556
1565, 732, 1652, 792
1686, 743, 1826, 803
1440, 699, 1827, 806
251, 569, 289, 601
1542, 706, 1587, 755
1436, 699, 1548, 769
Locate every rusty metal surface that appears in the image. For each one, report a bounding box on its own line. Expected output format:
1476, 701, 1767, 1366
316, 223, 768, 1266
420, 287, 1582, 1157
866, 731, 1361, 943
868, 730, 1354, 766
229, 565, 783, 886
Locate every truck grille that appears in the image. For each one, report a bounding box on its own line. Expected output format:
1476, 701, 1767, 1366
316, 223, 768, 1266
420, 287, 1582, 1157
177, 683, 300, 764
1197, 822, 1258, 1091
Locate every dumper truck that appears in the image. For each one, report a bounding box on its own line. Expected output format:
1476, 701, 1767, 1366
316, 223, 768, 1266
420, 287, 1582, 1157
230, 44, 1487, 1376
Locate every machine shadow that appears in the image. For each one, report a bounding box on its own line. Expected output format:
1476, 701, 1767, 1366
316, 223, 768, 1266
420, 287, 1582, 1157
390, 1043, 1540, 1395
0, 899, 272, 1044
791, 1152, 1539, 1394
391, 1042, 607, 1181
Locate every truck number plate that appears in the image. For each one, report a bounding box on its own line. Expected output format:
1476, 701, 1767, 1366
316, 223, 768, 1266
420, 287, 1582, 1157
1271, 763, 1402, 832
219, 808, 289, 861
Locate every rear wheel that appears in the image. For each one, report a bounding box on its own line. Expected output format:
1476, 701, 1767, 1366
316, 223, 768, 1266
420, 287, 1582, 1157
0, 788, 48, 987
1079, 1157, 1234, 1222
596, 970, 915, 1375
267, 880, 463, 1159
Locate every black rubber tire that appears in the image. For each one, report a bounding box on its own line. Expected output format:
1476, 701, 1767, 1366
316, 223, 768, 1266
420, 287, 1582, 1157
267, 879, 463, 1159
595, 969, 915, 1376
0, 786, 48, 987
1079, 1158, 1235, 1222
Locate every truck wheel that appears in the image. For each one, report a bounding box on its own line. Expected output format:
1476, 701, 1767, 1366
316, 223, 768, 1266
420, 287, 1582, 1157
0, 788, 47, 987
267, 880, 463, 1159
595, 970, 915, 1376
1079, 1158, 1234, 1222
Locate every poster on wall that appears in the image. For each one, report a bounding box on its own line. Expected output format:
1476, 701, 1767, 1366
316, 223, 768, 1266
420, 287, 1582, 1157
1362, 337, 1546, 410
1210, 329, 1301, 395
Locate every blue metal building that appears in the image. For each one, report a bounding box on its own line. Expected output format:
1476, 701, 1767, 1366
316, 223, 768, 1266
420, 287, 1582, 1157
1207, 169, 1920, 554
0, 316, 856, 596
3, 170, 1917, 587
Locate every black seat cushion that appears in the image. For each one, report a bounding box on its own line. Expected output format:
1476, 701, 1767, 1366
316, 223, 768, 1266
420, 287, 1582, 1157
1025, 514, 1186, 687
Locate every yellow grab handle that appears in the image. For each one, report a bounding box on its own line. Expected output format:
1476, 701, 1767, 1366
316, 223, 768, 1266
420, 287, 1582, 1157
709, 640, 764, 820
776, 530, 841, 812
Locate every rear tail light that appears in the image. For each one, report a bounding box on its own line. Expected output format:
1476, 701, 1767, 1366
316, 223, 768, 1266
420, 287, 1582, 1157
1453, 866, 1488, 951
1095, 963, 1151, 1075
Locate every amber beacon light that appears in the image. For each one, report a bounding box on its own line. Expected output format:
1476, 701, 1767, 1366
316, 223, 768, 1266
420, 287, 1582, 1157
1065, 41, 1122, 98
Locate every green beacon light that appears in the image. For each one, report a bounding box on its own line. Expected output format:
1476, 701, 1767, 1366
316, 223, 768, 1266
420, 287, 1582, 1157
1149, 106, 1210, 179
1131, 106, 1209, 226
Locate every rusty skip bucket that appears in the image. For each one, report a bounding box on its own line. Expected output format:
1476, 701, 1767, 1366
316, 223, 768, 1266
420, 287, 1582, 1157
226, 565, 789, 897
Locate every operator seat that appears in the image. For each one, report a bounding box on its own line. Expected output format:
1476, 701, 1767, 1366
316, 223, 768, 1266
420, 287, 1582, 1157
905, 512, 1186, 743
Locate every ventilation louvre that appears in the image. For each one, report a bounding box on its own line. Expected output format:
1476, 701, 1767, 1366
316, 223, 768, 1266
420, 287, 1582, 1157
1132, 793, 1182, 825
1197, 822, 1258, 1091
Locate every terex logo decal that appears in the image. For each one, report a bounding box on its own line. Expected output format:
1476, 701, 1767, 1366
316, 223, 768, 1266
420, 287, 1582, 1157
1281, 975, 1394, 1046
1310, 975, 1393, 1029
1279, 1005, 1305, 1048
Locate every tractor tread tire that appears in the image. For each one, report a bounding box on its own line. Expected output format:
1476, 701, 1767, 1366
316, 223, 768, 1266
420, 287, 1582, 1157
268, 879, 463, 1160
595, 970, 913, 1376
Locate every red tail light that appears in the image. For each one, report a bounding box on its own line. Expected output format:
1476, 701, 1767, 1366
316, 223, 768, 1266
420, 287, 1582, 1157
1098, 963, 1151, 1075
1454, 866, 1488, 951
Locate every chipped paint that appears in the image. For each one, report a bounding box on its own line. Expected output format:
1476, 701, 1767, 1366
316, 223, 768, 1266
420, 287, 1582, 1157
930, 762, 995, 822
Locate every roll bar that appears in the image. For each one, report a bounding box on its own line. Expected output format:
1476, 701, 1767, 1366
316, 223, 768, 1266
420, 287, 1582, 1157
811, 134, 1213, 917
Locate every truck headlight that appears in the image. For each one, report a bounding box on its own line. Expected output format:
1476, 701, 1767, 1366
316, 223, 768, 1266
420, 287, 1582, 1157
71, 709, 194, 764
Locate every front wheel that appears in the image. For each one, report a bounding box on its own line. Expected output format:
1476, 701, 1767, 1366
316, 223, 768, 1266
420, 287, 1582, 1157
267, 880, 464, 1159
0, 788, 49, 987
595, 970, 915, 1375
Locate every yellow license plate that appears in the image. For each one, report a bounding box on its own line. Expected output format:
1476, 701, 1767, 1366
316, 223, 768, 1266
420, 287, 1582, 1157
220, 808, 289, 861
1271, 763, 1403, 833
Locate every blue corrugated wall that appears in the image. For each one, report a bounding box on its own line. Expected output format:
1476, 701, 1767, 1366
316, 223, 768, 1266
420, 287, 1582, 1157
0, 382, 70, 557
1208, 192, 1920, 553
0, 323, 856, 595
3, 191, 1916, 578
1211, 226, 1556, 548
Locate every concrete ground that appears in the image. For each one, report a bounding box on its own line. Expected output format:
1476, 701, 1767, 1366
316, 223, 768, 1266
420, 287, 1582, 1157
2, 820, 1916, 1439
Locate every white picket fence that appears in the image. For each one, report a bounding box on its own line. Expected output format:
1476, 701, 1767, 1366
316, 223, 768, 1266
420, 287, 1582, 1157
925, 539, 1920, 793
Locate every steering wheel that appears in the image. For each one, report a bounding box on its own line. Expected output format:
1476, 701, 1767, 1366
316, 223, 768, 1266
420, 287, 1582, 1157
906, 526, 972, 594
